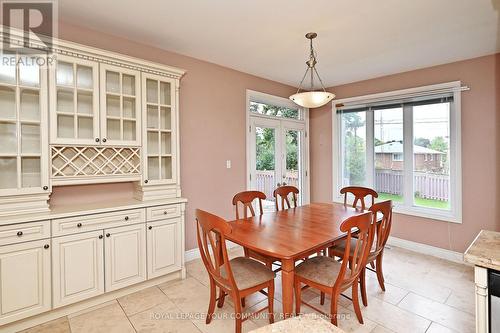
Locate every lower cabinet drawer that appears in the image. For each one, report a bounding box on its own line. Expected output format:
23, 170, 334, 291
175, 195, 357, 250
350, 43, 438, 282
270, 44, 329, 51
0, 220, 51, 246
52, 208, 146, 237
147, 218, 182, 279
146, 204, 181, 222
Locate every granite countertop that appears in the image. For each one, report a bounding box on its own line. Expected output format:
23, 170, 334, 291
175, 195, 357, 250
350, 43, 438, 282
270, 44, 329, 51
249, 313, 345, 333
464, 230, 500, 270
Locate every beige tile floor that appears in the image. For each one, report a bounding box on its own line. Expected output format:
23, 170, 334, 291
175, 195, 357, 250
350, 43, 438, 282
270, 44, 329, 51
20, 246, 474, 333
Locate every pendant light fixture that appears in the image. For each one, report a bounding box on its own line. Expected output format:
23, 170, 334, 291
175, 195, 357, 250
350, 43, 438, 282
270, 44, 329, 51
289, 32, 335, 108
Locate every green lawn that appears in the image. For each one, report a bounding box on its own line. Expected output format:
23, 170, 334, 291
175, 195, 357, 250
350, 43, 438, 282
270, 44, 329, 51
378, 193, 450, 209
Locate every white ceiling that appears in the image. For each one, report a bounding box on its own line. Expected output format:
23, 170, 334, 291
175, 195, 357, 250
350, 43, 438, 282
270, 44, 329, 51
59, 0, 500, 87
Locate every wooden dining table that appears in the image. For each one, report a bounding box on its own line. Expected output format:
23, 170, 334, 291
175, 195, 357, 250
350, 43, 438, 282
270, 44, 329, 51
225, 202, 367, 317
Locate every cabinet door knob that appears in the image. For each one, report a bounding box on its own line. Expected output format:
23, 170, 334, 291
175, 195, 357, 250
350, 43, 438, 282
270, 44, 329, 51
124, 216, 129, 221
98, 235, 103, 239
44, 244, 50, 249
102, 138, 107, 143
95, 138, 100, 143
163, 211, 168, 215
17, 231, 23, 237
77, 223, 82, 228
144, 179, 149, 184
106, 233, 111, 237
43, 186, 48, 191
148, 226, 153, 230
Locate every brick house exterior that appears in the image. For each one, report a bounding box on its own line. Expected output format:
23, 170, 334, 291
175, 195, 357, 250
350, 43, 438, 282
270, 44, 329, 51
375, 142, 444, 172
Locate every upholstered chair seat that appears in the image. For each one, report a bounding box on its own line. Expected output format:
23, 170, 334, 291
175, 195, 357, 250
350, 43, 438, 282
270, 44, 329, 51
221, 257, 276, 290
295, 256, 350, 287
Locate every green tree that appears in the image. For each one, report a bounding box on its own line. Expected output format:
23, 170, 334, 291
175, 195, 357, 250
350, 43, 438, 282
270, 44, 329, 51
430, 136, 447, 152
342, 113, 366, 185
414, 137, 430, 147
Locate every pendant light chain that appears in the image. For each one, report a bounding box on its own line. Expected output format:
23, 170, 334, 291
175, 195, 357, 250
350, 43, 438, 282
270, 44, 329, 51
294, 33, 328, 94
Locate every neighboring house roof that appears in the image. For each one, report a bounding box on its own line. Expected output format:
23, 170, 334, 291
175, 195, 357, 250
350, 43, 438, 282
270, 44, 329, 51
375, 141, 444, 154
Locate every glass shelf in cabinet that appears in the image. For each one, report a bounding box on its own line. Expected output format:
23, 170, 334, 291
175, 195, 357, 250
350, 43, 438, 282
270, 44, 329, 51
0, 157, 18, 189
20, 89, 40, 122
57, 89, 74, 114
0, 86, 16, 120
0, 122, 17, 154
56, 62, 74, 86
21, 124, 40, 154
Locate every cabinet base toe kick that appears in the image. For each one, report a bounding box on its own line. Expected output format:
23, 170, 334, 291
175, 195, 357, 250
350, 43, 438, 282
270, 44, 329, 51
1, 269, 185, 333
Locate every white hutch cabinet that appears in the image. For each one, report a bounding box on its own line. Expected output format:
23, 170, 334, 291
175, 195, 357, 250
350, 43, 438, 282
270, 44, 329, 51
0, 29, 187, 331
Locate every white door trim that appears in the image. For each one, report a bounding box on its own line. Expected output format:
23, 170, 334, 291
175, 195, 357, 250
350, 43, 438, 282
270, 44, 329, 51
245, 90, 310, 204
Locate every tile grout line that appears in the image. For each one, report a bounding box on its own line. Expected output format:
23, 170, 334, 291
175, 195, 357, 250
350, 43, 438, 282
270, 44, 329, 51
116, 299, 139, 333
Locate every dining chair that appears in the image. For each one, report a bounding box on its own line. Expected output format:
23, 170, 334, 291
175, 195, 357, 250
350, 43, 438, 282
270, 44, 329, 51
294, 211, 375, 325
340, 186, 378, 210
196, 209, 275, 333
329, 200, 393, 306
232, 191, 281, 273
273, 185, 299, 211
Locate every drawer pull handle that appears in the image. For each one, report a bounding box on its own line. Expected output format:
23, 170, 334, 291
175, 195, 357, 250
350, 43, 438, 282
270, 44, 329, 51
77, 223, 82, 228
95, 138, 100, 143
124, 216, 129, 221
102, 138, 107, 143
148, 226, 153, 230
164, 211, 168, 215
106, 233, 111, 238
43, 186, 48, 191
144, 179, 149, 184
17, 231, 23, 237
44, 244, 50, 249
99, 235, 103, 239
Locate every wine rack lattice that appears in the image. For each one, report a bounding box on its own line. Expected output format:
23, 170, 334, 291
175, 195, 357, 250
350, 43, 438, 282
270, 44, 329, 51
51, 146, 141, 180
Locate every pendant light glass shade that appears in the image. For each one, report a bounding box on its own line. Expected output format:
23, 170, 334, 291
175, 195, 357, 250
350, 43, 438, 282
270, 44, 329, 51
289, 91, 334, 108
289, 32, 335, 109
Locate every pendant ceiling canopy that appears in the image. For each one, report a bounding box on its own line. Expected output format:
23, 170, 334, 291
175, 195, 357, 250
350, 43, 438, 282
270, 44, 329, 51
289, 33, 335, 109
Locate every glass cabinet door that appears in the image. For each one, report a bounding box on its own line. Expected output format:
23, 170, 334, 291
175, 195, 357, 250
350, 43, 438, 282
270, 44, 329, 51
100, 64, 141, 146
0, 52, 49, 194
50, 55, 99, 145
141, 73, 176, 185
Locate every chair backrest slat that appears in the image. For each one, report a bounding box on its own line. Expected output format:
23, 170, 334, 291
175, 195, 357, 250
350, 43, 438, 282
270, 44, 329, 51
196, 209, 237, 291
232, 191, 266, 219
334, 211, 375, 290
340, 186, 378, 210
369, 200, 393, 258
273, 186, 299, 211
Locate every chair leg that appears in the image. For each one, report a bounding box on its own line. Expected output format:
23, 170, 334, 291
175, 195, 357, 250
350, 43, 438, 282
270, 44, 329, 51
369, 261, 375, 269
234, 294, 243, 333
320, 291, 325, 305
352, 280, 364, 324
217, 288, 226, 308
376, 253, 386, 291
294, 278, 302, 315
330, 292, 338, 326
206, 278, 216, 324
241, 297, 246, 307
360, 267, 368, 307
268, 282, 275, 324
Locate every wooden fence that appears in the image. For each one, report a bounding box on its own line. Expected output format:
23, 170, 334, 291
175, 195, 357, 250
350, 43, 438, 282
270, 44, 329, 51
375, 169, 449, 201
255, 170, 299, 201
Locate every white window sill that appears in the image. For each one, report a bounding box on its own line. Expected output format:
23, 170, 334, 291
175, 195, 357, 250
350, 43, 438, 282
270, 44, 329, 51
332, 197, 462, 224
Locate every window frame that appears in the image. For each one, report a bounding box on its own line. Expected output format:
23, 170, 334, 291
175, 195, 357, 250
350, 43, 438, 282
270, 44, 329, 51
332, 81, 462, 223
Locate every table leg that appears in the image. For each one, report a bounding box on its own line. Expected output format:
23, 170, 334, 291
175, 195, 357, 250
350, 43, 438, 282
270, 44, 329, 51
281, 259, 295, 318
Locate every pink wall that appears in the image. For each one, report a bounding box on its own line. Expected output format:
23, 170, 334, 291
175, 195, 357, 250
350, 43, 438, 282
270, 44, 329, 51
310, 54, 500, 253
52, 22, 296, 250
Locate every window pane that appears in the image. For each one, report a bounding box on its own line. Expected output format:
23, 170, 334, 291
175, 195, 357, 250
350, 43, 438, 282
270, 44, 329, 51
413, 102, 450, 210
250, 101, 299, 120
341, 111, 366, 186
374, 107, 404, 203
255, 126, 276, 210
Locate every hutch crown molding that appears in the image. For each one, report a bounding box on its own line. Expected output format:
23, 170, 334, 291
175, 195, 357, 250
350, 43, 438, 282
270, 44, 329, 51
0, 28, 187, 331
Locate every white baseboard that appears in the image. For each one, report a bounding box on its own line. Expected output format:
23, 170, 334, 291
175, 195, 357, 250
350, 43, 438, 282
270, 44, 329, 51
185, 241, 241, 263
387, 236, 466, 265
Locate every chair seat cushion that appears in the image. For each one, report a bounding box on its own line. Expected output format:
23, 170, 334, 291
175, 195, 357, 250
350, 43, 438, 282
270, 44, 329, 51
295, 256, 348, 287
221, 257, 275, 290
330, 238, 357, 257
